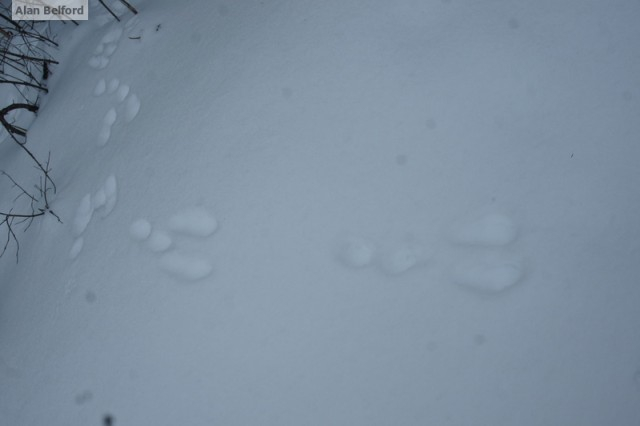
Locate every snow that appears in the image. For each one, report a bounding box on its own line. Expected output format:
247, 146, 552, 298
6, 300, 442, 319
122, 93, 140, 122
106, 78, 120, 94
377, 241, 431, 276
450, 212, 518, 246
452, 253, 525, 293
68, 237, 84, 261
114, 84, 128, 102
167, 207, 218, 237
101, 174, 117, 217
1, 0, 640, 424
159, 251, 213, 282
145, 229, 172, 253
93, 78, 106, 96
72, 193, 93, 237
335, 235, 376, 268
128, 218, 151, 241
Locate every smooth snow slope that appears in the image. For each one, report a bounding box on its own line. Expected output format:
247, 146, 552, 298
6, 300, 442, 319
1, 0, 640, 424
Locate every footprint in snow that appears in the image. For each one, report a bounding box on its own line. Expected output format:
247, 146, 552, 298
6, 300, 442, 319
97, 108, 117, 146
116, 84, 130, 103
160, 253, 214, 282
146, 230, 173, 253
128, 207, 217, 282
376, 242, 432, 276
123, 94, 140, 123
88, 27, 123, 69
107, 78, 120, 94
451, 252, 524, 293
69, 237, 84, 260
92, 77, 141, 146
93, 78, 106, 96
69, 175, 118, 260
335, 234, 430, 276
334, 211, 526, 294
448, 212, 524, 293
72, 194, 93, 237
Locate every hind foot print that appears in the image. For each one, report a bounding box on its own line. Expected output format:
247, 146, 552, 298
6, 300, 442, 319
124, 94, 140, 122
92, 188, 107, 210
97, 125, 111, 146
377, 243, 431, 276
452, 254, 524, 293
336, 236, 376, 268
168, 207, 218, 237
69, 237, 84, 260
116, 84, 130, 102
73, 194, 94, 237
97, 108, 117, 146
129, 219, 152, 241
102, 175, 118, 217
146, 230, 173, 252
88, 56, 109, 69
160, 252, 213, 281
107, 78, 120, 94
451, 213, 517, 246
93, 79, 106, 96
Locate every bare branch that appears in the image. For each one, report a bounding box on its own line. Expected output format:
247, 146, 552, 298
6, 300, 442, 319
98, 0, 121, 21
119, 0, 138, 15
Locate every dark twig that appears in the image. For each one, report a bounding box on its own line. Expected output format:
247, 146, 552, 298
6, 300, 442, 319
97, 0, 121, 21
119, 0, 138, 15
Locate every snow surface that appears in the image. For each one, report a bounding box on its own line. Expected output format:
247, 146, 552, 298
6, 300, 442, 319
128, 218, 152, 241
1, 0, 640, 424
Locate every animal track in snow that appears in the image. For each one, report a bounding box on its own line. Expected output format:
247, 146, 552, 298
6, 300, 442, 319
88, 27, 123, 69
92, 78, 141, 145
167, 207, 218, 237
97, 108, 117, 146
146, 230, 173, 253
335, 235, 430, 276
128, 207, 218, 282
72, 194, 93, 237
116, 84, 130, 102
93, 78, 106, 96
335, 211, 526, 294
452, 253, 524, 293
102, 175, 118, 217
69, 237, 84, 260
129, 219, 152, 241
160, 252, 213, 281
377, 242, 431, 276
123, 94, 140, 122
69, 175, 118, 259
88, 56, 109, 70
448, 212, 524, 293
107, 78, 120, 94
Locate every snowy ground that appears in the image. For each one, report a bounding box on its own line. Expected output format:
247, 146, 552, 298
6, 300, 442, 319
1, 0, 640, 424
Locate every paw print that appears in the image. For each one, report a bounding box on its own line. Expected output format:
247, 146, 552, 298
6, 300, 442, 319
449, 212, 525, 293
129, 207, 218, 282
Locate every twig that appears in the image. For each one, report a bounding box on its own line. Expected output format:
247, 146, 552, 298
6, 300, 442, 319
119, 0, 138, 15
97, 0, 120, 21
